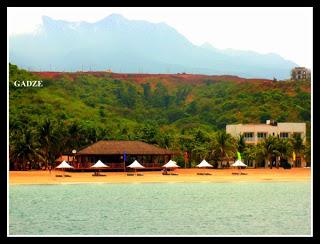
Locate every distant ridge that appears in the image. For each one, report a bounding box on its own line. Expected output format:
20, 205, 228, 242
10, 14, 297, 79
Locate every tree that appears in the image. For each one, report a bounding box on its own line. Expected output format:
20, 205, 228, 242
253, 142, 268, 168
178, 134, 195, 168
290, 133, 305, 167
192, 144, 210, 165
175, 86, 191, 105
152, 82, 171, 108
276, 138, 292, 168
242, 144, 256, 167
304, 141, 311, 166
65, 122, 83, 153
155, 127, 178, 149
186, 101, 198, 115
211, 131, 236, 168
10, 129, 39, 170
261, 136, 280, 168
237, 134, 246, 154
83, 126, 99, 145
142, 83, 151, 101
191, 129, 210, 164
38, 119, 59, 169
135, 123, 159, 144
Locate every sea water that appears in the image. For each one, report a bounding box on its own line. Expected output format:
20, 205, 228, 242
9, 182, 311, 236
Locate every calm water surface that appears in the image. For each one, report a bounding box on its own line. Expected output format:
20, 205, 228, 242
9, 182, 311, 235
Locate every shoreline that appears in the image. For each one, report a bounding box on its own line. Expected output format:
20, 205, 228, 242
9, 168, 311, 185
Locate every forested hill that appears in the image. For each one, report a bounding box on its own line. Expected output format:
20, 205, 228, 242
9, 64, 311, 144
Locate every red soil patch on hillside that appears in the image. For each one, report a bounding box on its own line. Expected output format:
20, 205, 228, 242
32, 71, 274, 85
33, 72, 63, 79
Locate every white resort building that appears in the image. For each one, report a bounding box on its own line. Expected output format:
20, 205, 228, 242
226, 120, 307, 167
226, 120, 306, 145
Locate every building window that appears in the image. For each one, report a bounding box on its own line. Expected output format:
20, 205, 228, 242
244, 132, 254, 141
280, 132, 289, 138
257, 132, 267, 140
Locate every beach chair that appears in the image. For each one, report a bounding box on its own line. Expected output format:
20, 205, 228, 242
137, 173, 144, 176
204, 173, 212, 175
55, 175, 63, 177
127, 173, 134, 176
197, 172, 204, 175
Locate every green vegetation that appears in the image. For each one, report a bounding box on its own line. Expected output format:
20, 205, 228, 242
9, 64, 311, 169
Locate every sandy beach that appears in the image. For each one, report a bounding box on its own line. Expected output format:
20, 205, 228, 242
9, 168, 311, 185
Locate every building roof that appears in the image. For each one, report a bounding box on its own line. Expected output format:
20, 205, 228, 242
227, 122, 306, 127
76, 140, 175, 155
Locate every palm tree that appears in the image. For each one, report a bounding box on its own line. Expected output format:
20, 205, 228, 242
276, 138, 293, 168
237, 134, 246, 154
11, 130, 39, 170
38, 119, 58, 169
65, 122, 82, 153
261, 135, 280, 168
304, 141, 311, 167
192, 143, 210, 164
242, 144, 257, 167
212, 131, 236, 168
290, 133, 305, 167
254, 142, 268, 168
191, 130, 210, 165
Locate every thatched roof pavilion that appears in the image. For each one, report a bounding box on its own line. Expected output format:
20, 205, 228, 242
75, 140, 176, 171
77, 140, 174, 155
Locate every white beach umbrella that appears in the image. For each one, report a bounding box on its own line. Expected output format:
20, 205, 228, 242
56, 160, 73, 169
91, 160, 109, 168
231, 160, 247, 167
56, 160, 73, 176
231, 160, 247, 175
127, 160, 145, 175
196, 159, 213, 168
196, 159, 213, 175
128, 160, 145, 169
162, 160, 180, 168
91, 160, 109, 176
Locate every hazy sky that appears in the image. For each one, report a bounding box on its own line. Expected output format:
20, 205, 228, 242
8, 7, 313, 68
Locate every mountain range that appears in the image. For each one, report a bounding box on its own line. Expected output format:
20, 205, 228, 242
9, 14, 297, 79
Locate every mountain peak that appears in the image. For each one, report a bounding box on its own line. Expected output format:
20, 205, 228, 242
42, 15, 54, 24
97, 13, 127, 24
41, 15, 68, 30
108, 13, 125, 19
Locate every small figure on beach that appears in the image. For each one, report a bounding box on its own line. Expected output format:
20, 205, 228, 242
48, 165, 52, 174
